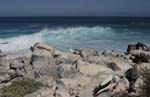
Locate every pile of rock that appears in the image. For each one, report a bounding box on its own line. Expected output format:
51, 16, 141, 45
0, 42, 149, 97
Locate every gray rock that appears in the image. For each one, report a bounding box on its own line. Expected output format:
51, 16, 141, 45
127, 42, 149, 53
80, 49, 99, 58
0, 69, 10, 83
31, 55, 55, 69
102, 50, 118, 57
97, 92, 111, 97
0, 59, 10, 70
57, 63, 79, 78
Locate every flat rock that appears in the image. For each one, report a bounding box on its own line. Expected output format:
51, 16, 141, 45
80, 49, 99, 58
105, 58, 132, 71
79, 63, 113, 76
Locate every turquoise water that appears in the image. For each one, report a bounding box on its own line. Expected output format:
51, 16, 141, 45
0, 25, 150, 54
0, 17, 150, 54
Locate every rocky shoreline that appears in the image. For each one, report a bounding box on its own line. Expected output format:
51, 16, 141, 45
0, 42, 150, 97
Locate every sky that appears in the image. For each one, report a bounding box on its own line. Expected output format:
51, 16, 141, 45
0, 0, 150, 17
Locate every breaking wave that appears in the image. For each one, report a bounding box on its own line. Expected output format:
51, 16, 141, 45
0, 26, 150, 54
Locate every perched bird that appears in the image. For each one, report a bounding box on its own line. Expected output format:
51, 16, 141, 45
69, 45, 74, 53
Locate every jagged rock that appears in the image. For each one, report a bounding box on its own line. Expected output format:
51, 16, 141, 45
80, 49, 99, 58
125, 66, 138, 82
130, 50, 150, 63
127, 42, 149, 53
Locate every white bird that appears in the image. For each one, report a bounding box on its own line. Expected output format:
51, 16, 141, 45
69, 45, 74, 53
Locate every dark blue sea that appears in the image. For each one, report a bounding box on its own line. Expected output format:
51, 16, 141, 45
0, 16, 150, 54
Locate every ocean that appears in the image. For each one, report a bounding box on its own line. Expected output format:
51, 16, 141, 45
0, 16, 150, 54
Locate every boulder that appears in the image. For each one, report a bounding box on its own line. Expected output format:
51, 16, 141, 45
97, 92, 111, 97
131, 78, 143, 96
0, 59, 10, 70
138, 63, 150, 76
105, 58, 132, 71
130, 50, 150, 63
79, 63, 113, 76
93, 75, 114, 96
31, 43, 56, 70
80, 49, 99, 58
77, 76, 92, 88
32, 56, 55, 69
67, 53, 81, 62
24, 87, 55, 97
0, 69, 10, 83
57, 63, 79, 78
38, 65, 58, 77
102, 50, 118, 57
125, 66, 138, 82
32, 49, 53, 58
127, 42, 149, 53
54, 50, 68, 59
32, 42, 55, 56
10, 60, 24, 69
112, 77, 129, 95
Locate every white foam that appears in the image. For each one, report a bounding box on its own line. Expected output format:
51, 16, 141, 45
0, 32, 43, 53
0, 26, 115, 54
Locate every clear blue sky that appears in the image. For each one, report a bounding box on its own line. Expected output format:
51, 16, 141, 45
0, 0, 150, 17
